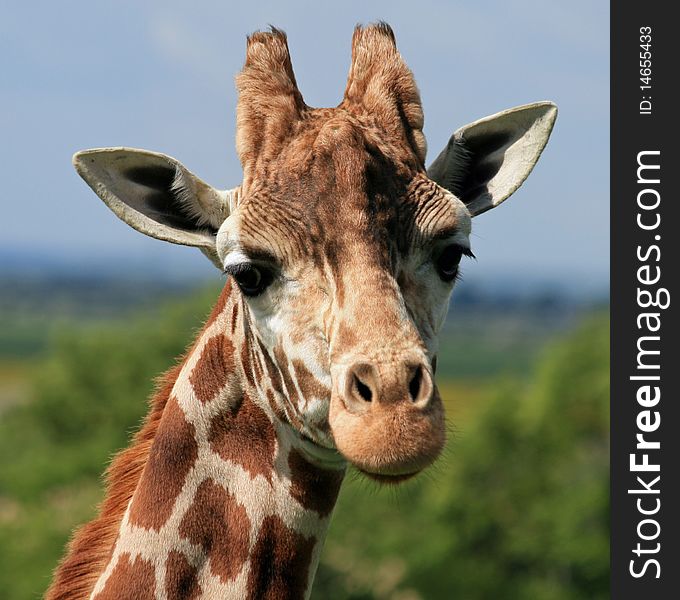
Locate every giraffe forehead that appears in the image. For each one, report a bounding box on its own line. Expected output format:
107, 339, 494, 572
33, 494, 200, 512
235, 196, 467, 276
234, 114, 388, 235
234, 147, 463, 271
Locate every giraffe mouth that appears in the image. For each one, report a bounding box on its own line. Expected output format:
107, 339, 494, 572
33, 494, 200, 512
358, 468, 420, 485
326, 348, 446, 484
328, 375, 446, 484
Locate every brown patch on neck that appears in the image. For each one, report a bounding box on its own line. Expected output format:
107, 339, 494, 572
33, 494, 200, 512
206, 278, 233, 327
208, 392, 277, 483
246, 515, 317, 600
230, 300, 239, 335
178, 479, 251, 583
92, 553, 155, 600
288, 448, 344, 517
128, 396, 199, 530
273, 345, 301, 406
165, 550, 202, 599
46, 283, 235, 600
291, 359, 330, 403
190, 333, 236, 403
240, 322, 258, 388
256, 340, 292, 424
258, 338, 284, 395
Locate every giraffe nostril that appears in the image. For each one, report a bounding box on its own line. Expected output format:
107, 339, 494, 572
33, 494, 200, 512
408, 366, 422, 402
342, 363, 379, 413
353, 374, 373, 402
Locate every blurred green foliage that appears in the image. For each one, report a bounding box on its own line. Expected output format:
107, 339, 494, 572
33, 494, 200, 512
0, 283, 608, 600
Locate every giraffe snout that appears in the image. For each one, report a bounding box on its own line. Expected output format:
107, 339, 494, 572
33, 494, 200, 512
329, 358, 445, 482
342, 360, 435, 413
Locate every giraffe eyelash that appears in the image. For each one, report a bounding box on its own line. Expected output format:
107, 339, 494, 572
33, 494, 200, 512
223, 262, 256, 277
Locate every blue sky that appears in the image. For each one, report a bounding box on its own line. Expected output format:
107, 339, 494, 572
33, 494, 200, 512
1, 1, 608, 291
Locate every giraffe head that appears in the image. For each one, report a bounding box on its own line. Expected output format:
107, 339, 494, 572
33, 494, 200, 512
73, 24, 556, 482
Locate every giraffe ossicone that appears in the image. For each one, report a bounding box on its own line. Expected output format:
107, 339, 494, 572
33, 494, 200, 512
48, 23, 556, 600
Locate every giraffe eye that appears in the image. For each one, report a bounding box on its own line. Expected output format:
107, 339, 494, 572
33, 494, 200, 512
226, 263, 273, 297
435, 244, 474, 282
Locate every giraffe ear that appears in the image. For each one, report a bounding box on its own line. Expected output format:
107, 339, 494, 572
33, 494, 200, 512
427, 102, 557, 216
73, 148, 238, 268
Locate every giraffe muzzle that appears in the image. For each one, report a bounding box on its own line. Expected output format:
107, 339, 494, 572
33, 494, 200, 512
328, 358, 445, 481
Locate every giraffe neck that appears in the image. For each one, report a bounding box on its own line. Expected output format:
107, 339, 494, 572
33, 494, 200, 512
55, 282, 346, 600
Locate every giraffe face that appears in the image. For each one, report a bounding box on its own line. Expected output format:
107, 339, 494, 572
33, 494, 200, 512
215, 112, 471, 479
73, 25, 556, 482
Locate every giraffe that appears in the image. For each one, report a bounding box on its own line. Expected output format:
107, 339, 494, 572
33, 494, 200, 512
47, 24, 557, 600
